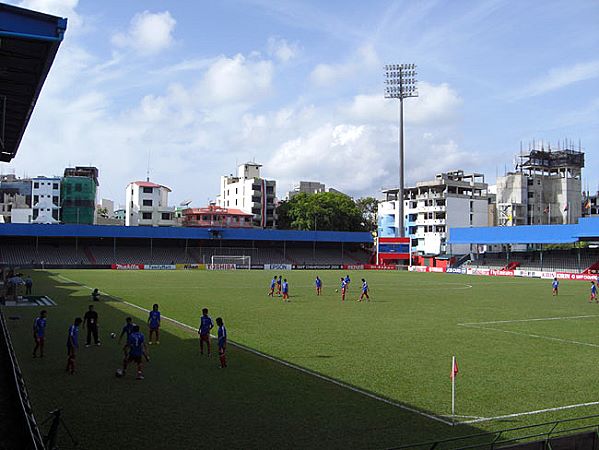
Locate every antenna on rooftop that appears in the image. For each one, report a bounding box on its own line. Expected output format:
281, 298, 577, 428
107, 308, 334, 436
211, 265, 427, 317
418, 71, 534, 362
146, 149, 151, 182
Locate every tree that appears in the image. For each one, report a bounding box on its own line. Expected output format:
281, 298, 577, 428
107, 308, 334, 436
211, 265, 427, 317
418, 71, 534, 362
355, 196, 378, 232
276, 192, 366, 231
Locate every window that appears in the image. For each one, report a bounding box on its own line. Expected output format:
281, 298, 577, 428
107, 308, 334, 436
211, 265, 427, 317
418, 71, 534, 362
142, 212, 152, 220
235, 199, 238, 205
235, 188, 238, 194
33, 210, 39, 219
52, 210, 58, 220
33, 195, 39, 204
34, 182, 39, 189
143, 199, 153, 207
53, 183, 59, 190
143, 187, 153, 194
161, 213, 171, 220
52, 196, 59, 204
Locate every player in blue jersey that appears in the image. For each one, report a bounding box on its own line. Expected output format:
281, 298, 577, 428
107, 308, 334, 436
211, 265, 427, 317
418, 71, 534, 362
148, 304, 161, 345
268, 276, 276, 297
216, 317, 227, 368
344, 274, 351, 291
121, 325, 149, 380
66, 317, 82, 375
198, 308, 214, 356
339, 277, 347, 301
118, 317, 135, 344
552, 278, 559, 296
591, 282, 597, 303
32, 310, 47, 358
315, 276, 322, 296
358, 278, 370, 302
282, 278, 289, 301
276, 275, 283, 296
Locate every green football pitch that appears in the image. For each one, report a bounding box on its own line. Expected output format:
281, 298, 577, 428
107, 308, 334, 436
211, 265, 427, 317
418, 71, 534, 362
4, 269, 599, 449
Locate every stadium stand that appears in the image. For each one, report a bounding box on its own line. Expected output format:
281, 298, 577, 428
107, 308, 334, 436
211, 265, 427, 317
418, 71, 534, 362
465, 248, 599, 273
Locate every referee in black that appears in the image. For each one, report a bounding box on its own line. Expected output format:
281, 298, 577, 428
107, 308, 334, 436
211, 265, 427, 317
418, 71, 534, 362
83, 304, 100, 347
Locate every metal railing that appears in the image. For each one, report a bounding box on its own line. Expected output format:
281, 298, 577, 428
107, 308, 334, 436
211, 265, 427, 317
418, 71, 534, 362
0, 308, 45, 450
390, 413, 599, 449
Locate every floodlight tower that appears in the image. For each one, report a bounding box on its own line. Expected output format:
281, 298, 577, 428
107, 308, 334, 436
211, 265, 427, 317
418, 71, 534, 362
384, 64, 418, 237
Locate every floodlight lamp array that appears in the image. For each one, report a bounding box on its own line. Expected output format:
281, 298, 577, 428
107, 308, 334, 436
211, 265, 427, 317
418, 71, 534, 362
384, 64, 418, 99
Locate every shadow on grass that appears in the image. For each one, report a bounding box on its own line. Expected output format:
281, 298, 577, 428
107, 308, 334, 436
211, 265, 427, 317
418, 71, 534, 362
3, 270, 489, 450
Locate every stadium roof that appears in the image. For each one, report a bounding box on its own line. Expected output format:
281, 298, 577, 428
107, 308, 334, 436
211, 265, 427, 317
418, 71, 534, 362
448, 217, 599, 245
0, 3, 66, 162
0, 223, 374, 243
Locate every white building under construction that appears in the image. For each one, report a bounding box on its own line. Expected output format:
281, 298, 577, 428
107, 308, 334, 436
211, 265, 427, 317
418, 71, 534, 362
496, 143, 584, 226
379, 170, 490, 255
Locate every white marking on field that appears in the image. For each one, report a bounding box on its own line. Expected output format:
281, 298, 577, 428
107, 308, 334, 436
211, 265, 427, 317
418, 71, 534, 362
459, 314, 599, 326
460, 400, 599, 424
460, 325, 599, 348
55, 274, 453, 426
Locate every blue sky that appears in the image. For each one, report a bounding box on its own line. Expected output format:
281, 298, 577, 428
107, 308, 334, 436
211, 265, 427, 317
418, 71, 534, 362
2, 0, 598, 206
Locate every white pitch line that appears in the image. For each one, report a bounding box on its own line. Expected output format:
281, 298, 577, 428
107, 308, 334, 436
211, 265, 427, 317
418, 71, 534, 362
459, 314, 599, 326
460, 400, 599, 424
55, 274, 453, 426
460, 324, 599, 349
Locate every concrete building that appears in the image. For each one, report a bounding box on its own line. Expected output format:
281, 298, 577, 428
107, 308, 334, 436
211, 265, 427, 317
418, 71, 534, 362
0, 175, 32, 223
125, 180, 176, 227
287, 181, 347, 199
496, 146, 584, 226
582, 192, 599, 217
216, 162, 276, 228
32, 176, 60, 224
61, 166, 99, 225
378, 170, 490, 255
181, 205, 253, 228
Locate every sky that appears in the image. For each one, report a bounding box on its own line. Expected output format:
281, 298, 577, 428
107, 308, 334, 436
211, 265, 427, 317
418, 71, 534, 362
2, 0, 598, 207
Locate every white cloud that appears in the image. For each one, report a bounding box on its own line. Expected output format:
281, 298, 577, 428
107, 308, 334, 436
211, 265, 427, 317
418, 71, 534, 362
267, 36, 300, 62
344, 82, 462, 126
513, 60, 599, 99
310, 44, 379, 86
198, 54, 274, 105
112, 11, 176, 55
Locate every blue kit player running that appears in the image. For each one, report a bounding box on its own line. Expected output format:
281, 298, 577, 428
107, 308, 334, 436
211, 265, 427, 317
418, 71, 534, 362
66, 317, 82, 375
148, 304, 161, 345
268, 276, 276, 297
358, 278, 370, 302
591, 282, 597, 303
276, 276, 283, 296
32, 310, 47, 358
552, 278, 559, 296
198, 308, 214, 356
121, 325, 149, 380
216, 317, 227, 368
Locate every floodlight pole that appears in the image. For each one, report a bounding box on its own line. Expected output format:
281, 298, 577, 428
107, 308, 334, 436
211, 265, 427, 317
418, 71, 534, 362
399, 95, 405, 237
384, 64, 418, 238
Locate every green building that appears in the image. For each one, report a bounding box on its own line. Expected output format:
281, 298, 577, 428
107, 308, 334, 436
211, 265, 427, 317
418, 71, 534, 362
60, 166, 99, 224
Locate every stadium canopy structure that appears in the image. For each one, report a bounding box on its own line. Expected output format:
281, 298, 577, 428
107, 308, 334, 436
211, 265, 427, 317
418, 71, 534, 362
0, 3, 66, 162
0, 223, 374, 243
449, 217, 599, 245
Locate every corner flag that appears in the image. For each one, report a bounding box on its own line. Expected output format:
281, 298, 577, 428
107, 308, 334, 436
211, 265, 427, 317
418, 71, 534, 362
450, 357, 458, 380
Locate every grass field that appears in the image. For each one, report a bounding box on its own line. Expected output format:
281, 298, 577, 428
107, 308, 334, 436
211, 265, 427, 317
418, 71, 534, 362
4, 269, 599, 449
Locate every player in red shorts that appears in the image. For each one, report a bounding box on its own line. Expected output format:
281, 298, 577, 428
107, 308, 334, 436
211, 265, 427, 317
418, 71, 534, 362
198, 308, 214, 356
339, 277, 347, 302
282, 279, 289, 301
315, 276, 322, 295
358, 278, 370, 302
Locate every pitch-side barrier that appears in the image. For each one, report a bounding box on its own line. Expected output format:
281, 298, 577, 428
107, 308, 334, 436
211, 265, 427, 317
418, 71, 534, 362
408, 265, 599, 282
